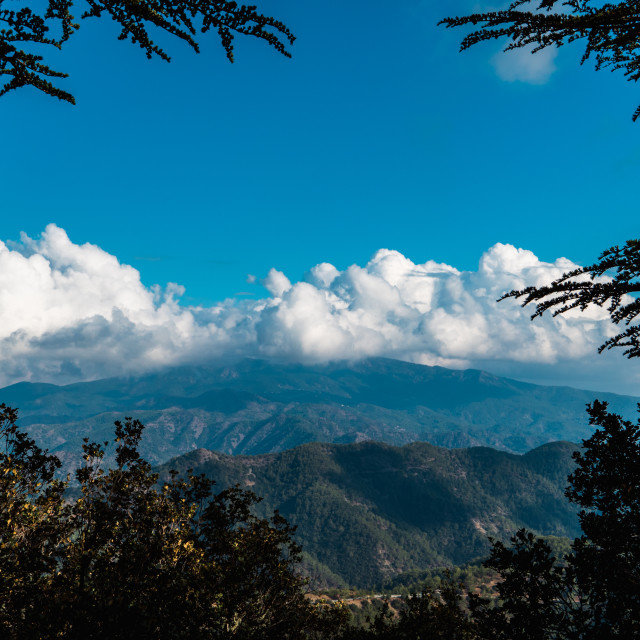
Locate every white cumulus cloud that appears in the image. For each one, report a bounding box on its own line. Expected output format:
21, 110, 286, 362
0, 224, 633, 394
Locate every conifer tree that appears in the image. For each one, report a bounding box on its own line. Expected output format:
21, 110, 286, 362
566, 400, 640, 637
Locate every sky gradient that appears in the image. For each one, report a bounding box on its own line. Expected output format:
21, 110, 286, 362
1, 0, 639, 393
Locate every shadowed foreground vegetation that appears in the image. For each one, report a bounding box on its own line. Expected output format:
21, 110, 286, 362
0, 404, 346, 639
1, 397, 638, 639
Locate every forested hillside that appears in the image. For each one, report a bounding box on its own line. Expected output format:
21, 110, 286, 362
159, 438, 580, 587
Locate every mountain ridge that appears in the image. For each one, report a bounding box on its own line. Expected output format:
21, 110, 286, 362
0, 357, 635, 470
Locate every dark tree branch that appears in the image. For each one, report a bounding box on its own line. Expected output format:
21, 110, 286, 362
0, 0, 294, 103
499, 239, 640, 358
440, 0, 640, 120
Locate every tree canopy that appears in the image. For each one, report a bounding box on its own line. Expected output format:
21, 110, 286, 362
0, 0, 294, 104
440, 0, 640, 120
0, 404, 346, 639
468, 400, 640, 639
500, 239, 640, 358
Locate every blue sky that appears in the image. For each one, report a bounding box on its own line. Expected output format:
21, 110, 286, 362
1, 0, 639, 392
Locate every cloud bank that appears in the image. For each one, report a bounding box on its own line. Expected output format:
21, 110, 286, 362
0, 224, 632, 394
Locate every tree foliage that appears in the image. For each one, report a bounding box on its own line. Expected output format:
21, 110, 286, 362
0, 0, 294, 103
470, 530, 586, 640
440, 0, 640, 120
0, 404, 346, 639
501, 239, 640, 358
0, 404, 68, 638
469, 400, 640, 640
348, 575, 476, 640
566, 399, 640, 638
390, 577, 476, 640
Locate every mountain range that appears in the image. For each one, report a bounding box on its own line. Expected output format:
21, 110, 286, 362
0, 357, 636, 471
